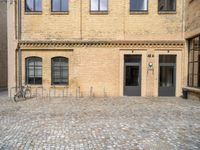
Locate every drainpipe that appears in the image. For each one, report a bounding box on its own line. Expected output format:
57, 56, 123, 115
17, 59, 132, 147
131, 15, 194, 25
17, 0, 22, 90
80, 0, 82, 40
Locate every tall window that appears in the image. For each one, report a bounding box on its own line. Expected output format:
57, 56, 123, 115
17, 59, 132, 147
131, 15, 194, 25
158, 0, 176, 11
52, 0, 68, 12
51, 57, 69, 85
26, 57, 42, 85
188, 35, 200, 88
130, 0, 148, 12
91, 0, 108, 12
25, 0, 42, 12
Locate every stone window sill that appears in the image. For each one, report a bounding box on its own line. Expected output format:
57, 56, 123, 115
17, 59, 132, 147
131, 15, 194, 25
24, 12, 42, 15
130, 11, 148, 15
90, 11, 109, 15
51, 11, 69, 15
158, 11, 177, 14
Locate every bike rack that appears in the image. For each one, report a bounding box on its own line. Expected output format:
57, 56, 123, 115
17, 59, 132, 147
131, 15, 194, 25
9, 87, 17, 100
36, 86, 44, 100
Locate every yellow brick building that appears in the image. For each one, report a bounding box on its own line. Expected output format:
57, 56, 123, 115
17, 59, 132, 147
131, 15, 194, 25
8, 0, 197, 97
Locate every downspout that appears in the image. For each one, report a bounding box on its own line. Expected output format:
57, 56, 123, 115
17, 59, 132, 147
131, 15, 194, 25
80, 0, 82, 40
17, 0, 22, 90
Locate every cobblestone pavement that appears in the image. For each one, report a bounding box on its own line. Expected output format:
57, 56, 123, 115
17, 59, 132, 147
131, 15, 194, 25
0, 93, 200, 150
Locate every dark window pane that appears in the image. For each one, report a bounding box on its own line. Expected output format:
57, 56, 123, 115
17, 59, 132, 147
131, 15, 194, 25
26, 0, 34, 11
26, 57, 42, 85
130, 0, 138, 11
159, 55, 176, 63
125, 66, 139, 86
159, 0, 176, 11
188, 36, 200, 88
124, 55, 141, 63
194, 50, 200, 62
35, 78, 42, 84
52, 57, 68, 85
188, 63, 193, 75
194, 36, 200, 50
28, 78, 35, 84
193, 74, 200, 87
159, 66, 174, 87
189, 49, 194, 62
188, 74, 193, 87
194, 62, 199, 76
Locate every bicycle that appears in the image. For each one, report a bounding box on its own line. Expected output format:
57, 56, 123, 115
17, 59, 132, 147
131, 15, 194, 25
14, 85, 32, 102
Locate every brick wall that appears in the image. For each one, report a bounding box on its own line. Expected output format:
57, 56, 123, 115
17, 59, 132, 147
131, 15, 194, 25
7, 0, 187, 97
185, 0, 200, 38
21, 0, 184, 41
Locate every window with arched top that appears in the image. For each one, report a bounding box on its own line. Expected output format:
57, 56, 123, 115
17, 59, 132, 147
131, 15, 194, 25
26, 57, 42, 85
51, 57, 69, 85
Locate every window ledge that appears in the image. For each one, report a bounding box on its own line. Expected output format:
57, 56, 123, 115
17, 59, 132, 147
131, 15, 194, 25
51, 11, 69, 15
90, 11, 109, 15
24, 12, 42, 15
158, 11, 176, 14
51, 85, 69, 88
184, 87, 200, 93
26, 84, 43, 88
130, 11, 148, 15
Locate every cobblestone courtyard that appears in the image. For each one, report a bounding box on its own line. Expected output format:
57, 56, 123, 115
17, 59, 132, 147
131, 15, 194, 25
0, 92, 200, 150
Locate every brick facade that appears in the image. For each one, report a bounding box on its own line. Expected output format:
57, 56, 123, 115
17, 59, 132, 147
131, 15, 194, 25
8, 0, 192, 97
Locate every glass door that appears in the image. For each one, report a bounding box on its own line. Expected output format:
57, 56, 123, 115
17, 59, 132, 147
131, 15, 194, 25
124, 55, 141, 96
159, 55, 176, 96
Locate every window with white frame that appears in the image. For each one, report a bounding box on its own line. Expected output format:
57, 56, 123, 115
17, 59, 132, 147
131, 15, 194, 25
25, 0, 42, 12
130, 0, 148, 12
51, 0, 69, 12
90, 0, 108, 12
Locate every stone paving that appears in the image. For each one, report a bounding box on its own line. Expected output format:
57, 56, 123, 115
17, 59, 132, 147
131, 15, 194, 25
0, 92, 200, 150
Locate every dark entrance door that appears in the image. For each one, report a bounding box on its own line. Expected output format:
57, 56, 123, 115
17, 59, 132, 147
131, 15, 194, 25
124, 55, 141, 96
159, 55, 176, 96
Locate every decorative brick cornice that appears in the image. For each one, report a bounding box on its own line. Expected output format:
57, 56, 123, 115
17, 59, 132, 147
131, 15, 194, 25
19, 40, 185, 49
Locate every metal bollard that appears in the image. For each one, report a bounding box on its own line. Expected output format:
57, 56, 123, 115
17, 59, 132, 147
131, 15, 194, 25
103, 87, 106, 98
36, 88, 38, 100
90, 86, 93, 97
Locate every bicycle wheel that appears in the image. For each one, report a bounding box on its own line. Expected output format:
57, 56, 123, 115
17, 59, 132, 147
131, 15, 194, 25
25, 89, 31, 99
14, 93, 22, 102
13, 94, 18, 102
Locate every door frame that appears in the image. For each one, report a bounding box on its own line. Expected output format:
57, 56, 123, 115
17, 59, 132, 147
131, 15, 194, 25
158, 61, 176, 96
123, 55, 142, 96
154, 50, 182, 97
124, 61, 142, 96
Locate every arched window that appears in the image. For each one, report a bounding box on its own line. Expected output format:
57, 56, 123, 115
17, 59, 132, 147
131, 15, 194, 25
26, 57, 42, 84
51, 57, 69, 85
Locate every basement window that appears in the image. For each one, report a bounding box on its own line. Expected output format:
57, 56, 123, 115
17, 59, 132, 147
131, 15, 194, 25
158, 0, 176, 12
130, 0, 148, 12
25, 0, 42, 12
90, 0, 108, 13
51, 0, 69, 12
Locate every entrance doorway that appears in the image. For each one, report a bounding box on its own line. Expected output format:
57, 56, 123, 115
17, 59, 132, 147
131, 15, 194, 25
124, 55, 141, 96
159, 55, 176, 96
